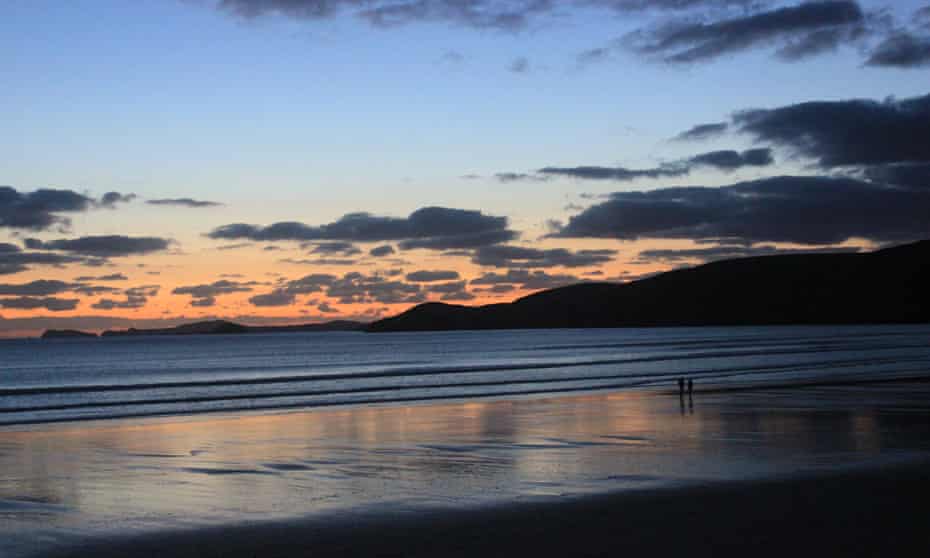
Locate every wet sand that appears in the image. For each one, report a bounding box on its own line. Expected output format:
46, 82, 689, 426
44, 460, 930, 558
4, 381, 930, 557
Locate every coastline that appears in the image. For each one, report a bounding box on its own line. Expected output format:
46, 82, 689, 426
42, 459, 930, 558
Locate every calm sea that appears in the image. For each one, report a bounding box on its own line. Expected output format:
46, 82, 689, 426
3, 325, 930, 426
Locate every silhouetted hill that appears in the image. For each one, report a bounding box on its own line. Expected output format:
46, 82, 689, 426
100, 319, 365, 337
368, 240, 930, 332
40, 329, 98, 339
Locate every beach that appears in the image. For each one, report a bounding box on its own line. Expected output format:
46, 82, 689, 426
42, 459, 930, 557
3, 374, 930, 556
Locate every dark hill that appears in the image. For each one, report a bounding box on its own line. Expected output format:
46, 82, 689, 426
40, 329, 98, 339
101, 319, 365, 337
368, 240, 930, 332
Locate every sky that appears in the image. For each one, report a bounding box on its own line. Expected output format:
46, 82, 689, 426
2, 0, 929, 336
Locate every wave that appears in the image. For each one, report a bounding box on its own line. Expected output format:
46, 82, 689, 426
3, 340, 926, 398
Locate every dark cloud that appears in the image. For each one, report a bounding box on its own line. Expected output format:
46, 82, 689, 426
369, 244, 396, 257
865, 32, 930, 68
280, 274, 337, 294
147, 198, 224, 208
472, 245, 616, 268
441, 290, 476, 301
0, 280, 75, 296
99, 192, 137, 207
90, 297, 146, 310
0, 296, 79, 312
734, 92, 930, 167
216, 243, 252, 251
219, 0, 555, 31
527, 148, 772, 183
172, 280, 258, 305
673, 122, 729, 141
0, 186, 94, 230
326, 272, 425, 305
190, 296, 217, 308
425, 280, 469, 294
407, 270, 461, 282
24, 235, 172, 257
208, 206, 516, 250
863, 163, 930, 189
555, 175, 930, 245
71, 284, 122, 296
636, 244, 861, 263
279, 257, 360, 266
470, 269, 584, 289
248, 291, 296, 307
306, 241, 362, 256
317, 302, 338, 313
538, 164, 687, 181
625, 0, 869, 64
495, 172, 552, 183
75, 273, 128, 281
0, 245, 90, 275
91, 286, 159, 310
688, 148, 774, 170
587, 0, 763, 11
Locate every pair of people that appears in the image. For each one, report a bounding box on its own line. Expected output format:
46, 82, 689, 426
677, 377, 693, 397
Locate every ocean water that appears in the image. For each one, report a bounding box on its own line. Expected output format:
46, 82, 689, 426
2, 325, 930, 426
2, 325, 930, 557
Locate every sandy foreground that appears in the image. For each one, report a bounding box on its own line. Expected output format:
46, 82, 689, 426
43, 459, 930, 558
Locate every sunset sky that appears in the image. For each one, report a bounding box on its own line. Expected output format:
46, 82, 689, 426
3, 0, 929, 336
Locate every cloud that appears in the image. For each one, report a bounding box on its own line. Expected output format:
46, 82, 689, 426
219, 0, 556, 31
865, 32, 930, 68
306, 241, 362, 256
625, 1, 870, 64
317, 302, 338, 313
248, 291, 296, 307
99, 192, 137, 207
0, 280, 76, 296
406, 270, 461, 282
0, 186, 94, 230
863, 163, 930, 189
636, 244, 861, 263
147, 198, 224, 208
369, 244, 396, 257
172, 280, 258, 305
673, 122, 729, 141
0, 296, 79, 312
734, 92, 930, 166
470, 269, 584, 289
495, 172, 552, 183
554, 175, 930, 245
525, 148, 773, 183
208, 206, 517, 250
472, 245, 616, 268
91, 286, 159, 310
79, 273, 128, 283
0, 245, 91, 275
24, 235, 172, 257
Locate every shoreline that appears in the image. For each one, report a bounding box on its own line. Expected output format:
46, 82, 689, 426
43, 458, 930, 558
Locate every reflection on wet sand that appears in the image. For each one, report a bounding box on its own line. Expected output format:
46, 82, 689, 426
1, 384, 929, 556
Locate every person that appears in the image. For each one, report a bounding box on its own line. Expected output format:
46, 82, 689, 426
688, 378, 694, 396
678, 377, 685, 397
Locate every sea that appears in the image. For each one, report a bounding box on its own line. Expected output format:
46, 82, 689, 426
2, 325, 930, 556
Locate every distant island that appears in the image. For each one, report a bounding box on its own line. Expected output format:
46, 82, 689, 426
41, 329, 99, 339
40, 320, 365, 339
368, 240, 930, 332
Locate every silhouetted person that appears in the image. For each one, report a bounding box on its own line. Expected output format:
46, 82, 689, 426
678, 377, 685, 397
688, 378, 694, 396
